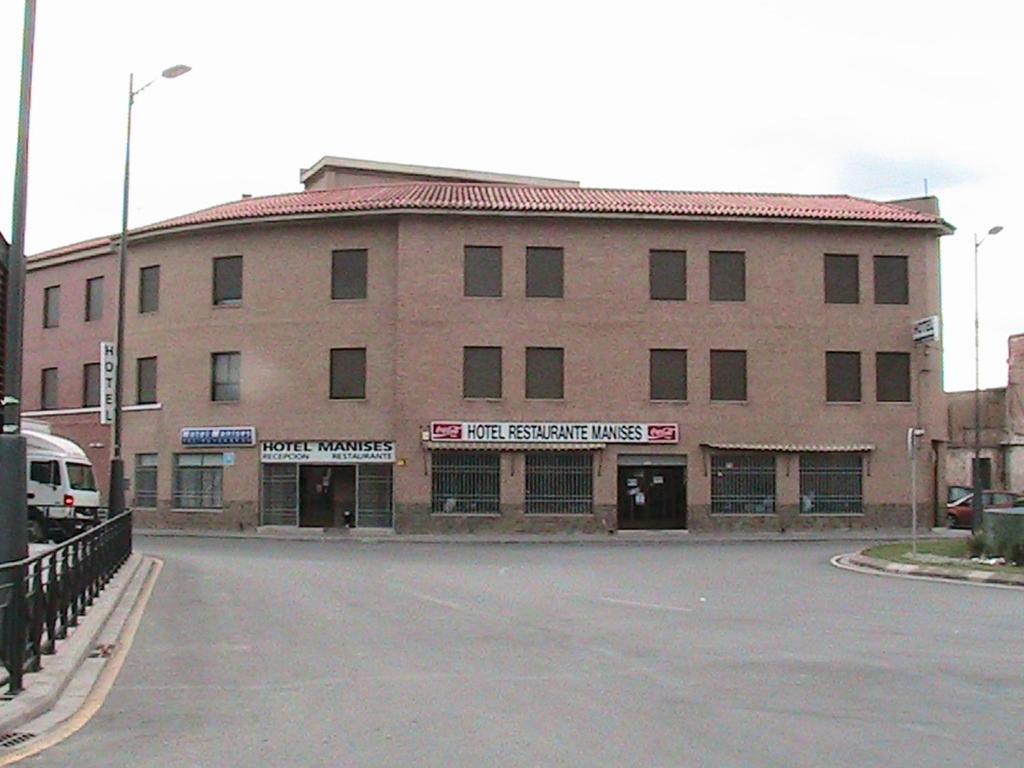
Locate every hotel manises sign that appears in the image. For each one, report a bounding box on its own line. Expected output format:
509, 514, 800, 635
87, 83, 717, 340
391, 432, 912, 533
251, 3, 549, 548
429, 422, 679, 444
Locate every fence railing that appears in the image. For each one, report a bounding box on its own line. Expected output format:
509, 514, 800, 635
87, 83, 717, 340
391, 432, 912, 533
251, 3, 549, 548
0, 511, 132, 695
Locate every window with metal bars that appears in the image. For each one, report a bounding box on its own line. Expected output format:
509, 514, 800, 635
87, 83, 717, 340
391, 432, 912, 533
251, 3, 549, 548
799, 453, 863, 514
431, 451, 500, 515
261, 463, 298, 526
172, 453, 223, 509
711, 453, 775, 514
525, 452, 593, 514
134, 454, 158, 508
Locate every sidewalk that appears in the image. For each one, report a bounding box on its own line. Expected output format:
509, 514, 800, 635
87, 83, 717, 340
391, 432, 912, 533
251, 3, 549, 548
834, 551, 1024, 588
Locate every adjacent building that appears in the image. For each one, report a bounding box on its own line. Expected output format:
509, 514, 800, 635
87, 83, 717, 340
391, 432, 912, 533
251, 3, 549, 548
22, 157, 953, 533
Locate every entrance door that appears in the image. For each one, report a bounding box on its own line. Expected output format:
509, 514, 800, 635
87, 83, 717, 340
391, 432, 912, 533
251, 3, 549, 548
299, 465, 356, 528
617, 465, 686, 529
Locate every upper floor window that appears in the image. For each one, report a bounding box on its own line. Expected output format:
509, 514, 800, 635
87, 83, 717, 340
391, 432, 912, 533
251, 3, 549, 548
137, 356, 158, 405
139, 265, 160, 313
709, 251, 746, 301
464, 246, 502, 297
211, 352, 241, 401
83, 362, 100, 407
330, 347, 367, 399
526, 347, 564, 399
85, 276, 104, 321
43, 285, 60, 328
331, 249, 368, 300
876, 352, 911, 402
213, 255, 242, 306
463, 346, 502, 399
824, 254, 859, 304
825, 351, 861, 402
710, 349, 747, 401
41, 367, 58, 409
526, 247, 563, 298
650, 349, 687, 400
873, 255, 908, 304
649, 250, 686, 300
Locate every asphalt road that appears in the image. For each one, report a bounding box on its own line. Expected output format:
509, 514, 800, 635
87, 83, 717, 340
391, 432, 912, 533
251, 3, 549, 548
22, 537, 1024, 767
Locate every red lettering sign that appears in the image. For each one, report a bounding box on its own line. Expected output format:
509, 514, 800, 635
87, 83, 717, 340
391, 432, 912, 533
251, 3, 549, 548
431, 422, 463, 441
647, 424, 678, 443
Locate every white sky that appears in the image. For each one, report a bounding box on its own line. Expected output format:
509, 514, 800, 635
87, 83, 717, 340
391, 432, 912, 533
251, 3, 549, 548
1, 0, 1021, 391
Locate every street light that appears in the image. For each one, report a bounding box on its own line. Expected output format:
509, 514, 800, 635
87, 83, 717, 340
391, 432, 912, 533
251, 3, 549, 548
109, 64, 191, 518
971, 225, 1004, 533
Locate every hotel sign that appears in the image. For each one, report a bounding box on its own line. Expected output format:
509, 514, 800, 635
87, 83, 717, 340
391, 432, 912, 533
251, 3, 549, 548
100, 342, 116, 425
913, 315, 940, 343
429, 422, 679, 444
181, 427, 257, 447
260, 440, 396, 464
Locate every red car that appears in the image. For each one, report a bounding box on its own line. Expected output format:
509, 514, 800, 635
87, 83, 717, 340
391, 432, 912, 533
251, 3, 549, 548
946, 491, 1022, 528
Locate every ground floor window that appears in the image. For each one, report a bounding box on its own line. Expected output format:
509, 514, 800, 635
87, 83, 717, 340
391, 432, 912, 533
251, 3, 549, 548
173, 453, 223, 510
431, 451, 500, 515
261, 463, 299, 526
357, 464, 394, 527
799, 453, 863, 514
259, 463, 394, 528
134, 453, 158, 508
525, 451, 593, 514
711, 453, 775, 514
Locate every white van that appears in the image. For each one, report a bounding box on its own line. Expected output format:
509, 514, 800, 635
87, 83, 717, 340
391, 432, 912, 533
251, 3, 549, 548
24, 423, 102, 541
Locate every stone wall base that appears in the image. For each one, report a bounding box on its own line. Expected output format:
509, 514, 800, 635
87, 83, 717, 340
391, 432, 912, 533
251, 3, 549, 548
132, 500, 258, 531
395, 503, 610, 534
686, 504, 917, 533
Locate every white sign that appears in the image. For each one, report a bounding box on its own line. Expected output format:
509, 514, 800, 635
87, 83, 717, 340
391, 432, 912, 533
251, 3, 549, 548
100, 342, 116, 425
428, 422, 679, 444
260, 440, 396, 464
913, 315, 940, 343
181, 427, 257, 447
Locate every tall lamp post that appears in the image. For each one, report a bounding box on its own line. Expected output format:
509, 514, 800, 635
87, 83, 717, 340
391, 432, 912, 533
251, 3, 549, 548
108, 64, 191, 517
971, 225, 1004, 533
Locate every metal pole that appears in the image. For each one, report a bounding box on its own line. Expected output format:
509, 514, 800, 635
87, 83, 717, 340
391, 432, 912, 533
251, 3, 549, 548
910, 428, 918, 557
108, 74, 134, 518
971, 234, 982, 534
1, 0, 37, 566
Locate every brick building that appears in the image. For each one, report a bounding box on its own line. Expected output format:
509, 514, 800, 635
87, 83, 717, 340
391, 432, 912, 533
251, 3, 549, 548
22, 157, 952, 533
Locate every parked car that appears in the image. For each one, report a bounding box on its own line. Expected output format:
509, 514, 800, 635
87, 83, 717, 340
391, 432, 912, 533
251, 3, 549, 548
946, 491, 1022, 528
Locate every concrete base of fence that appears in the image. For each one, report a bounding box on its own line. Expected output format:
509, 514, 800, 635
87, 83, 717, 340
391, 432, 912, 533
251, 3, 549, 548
0, 553, 144, 734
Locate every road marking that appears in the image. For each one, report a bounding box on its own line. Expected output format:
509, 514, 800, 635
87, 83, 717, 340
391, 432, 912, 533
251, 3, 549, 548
0, 557, 164, 766
597, 596, 694, 612
405, 589, 465, 612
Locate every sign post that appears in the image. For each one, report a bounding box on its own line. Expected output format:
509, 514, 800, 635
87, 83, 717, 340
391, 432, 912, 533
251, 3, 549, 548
907, 427, 925, 556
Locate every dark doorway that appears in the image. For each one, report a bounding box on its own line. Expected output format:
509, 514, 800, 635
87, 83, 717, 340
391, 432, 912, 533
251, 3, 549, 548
299, 465, 356, 527
617, 465, 687, 529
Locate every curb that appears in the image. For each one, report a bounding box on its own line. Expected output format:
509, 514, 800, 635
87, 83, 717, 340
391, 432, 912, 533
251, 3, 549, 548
834, 552, 1024, 588
0, 553, 145, 734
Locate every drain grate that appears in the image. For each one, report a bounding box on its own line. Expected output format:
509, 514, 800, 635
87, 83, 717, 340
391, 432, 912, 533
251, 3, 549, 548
0, 732, 36, 749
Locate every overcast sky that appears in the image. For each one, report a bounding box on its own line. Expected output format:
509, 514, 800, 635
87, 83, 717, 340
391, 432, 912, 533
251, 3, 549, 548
1, 0, 1020, 391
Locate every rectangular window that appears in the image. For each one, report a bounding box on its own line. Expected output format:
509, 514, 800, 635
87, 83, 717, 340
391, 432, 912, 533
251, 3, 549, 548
463, 346, 502, 398
824, 254, 859, 304
85, 276, 104, 321
650, 349, 687, 400
134, 453, 158, 508
799, 453, 863, 514
710, 349, 747, 401
330, 347, 366, 399
525, 452, 593, 514
826, 351, 861, 402
137, 356, 158, 405
649, 250, 686, 300
526, 347, 564, 399
972, 458, 992, 490
261, 463, 298, 526
41, 367, 58, 410
139, 265, 160, 313
213, 255, 243, 305
83, 362, 100, 407
873, 255, 908, 304
211, 352, 241, 402
526, 247, 564, 298
709, 251, 746, 301
711, 453, 775, 514
172, 453, 223, 509
30, 460, 59, 485
876, 352, 911, 402
43, 285, 60, 328
431, 451, 500, 514
464, 246, 502, 297
331, 249, 368, 300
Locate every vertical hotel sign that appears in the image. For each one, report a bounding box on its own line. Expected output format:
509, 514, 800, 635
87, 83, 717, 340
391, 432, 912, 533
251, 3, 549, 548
100, 341, 116, 425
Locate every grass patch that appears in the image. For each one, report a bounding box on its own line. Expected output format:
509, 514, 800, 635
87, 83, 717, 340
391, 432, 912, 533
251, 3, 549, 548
864, 539, 1024, 575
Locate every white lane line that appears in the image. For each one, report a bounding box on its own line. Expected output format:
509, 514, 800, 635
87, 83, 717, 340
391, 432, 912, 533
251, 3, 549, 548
597, 596, 694, 612
406, 589, 466, 611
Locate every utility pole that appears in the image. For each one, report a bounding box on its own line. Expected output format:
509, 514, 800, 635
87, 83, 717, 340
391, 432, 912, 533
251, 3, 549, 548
0, 0, 37, 565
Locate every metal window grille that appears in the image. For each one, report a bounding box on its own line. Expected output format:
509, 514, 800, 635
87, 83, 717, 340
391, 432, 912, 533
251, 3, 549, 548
711, 453, 775, 514
799, 453, 863, 514
172, 453, 223, 509
134, 454, 158, 507
431, 451, 500, 515
357, 464, 393, 527
525, 452, 593, 514
261, 463, 298, 525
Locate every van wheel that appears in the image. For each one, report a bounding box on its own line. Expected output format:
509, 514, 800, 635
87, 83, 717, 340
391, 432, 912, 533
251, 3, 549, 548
27, 519, 47, 543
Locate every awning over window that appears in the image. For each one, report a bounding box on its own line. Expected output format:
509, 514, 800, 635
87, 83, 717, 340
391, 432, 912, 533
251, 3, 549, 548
424, 442, 606, 452
700, 443, 874, 453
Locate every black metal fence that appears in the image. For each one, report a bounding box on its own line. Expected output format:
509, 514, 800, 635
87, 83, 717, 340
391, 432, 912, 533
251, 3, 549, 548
0, 511, 132, 695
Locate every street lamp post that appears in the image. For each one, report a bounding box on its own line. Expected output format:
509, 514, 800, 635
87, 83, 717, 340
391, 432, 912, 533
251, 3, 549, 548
971, 225, 1004, 534
108, 65, 191, 518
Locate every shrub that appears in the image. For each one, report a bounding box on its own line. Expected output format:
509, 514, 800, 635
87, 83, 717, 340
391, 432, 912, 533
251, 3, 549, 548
1010, 542, 1024, 567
